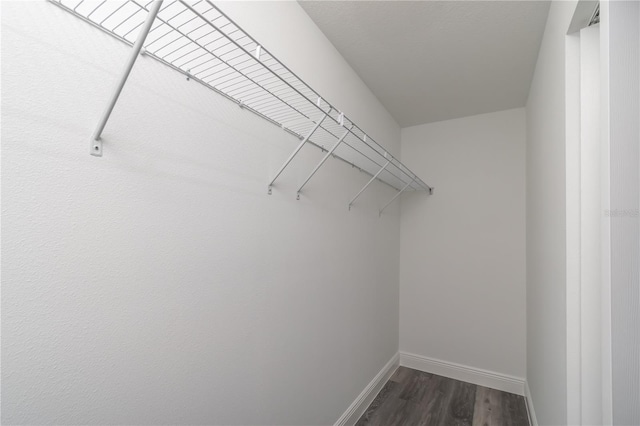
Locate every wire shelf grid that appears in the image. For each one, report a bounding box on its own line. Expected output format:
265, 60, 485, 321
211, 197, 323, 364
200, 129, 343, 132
50, 0, 432, 194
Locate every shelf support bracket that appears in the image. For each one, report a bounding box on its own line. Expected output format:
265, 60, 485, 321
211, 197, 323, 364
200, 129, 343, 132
348, 159, 390, 210
268, 110, 329, 194
89, 0, 163, 156
296, 126, 351, 199
379, 178, 415, 217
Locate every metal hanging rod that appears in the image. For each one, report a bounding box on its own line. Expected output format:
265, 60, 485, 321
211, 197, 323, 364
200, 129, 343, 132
50, 0, 434, 210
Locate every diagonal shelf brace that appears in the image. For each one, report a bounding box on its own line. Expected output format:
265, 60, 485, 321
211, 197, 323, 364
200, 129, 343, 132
379, 178, 415, 217
268, 109, 329, 194
296, 126, 352, 199
348, 159, 391, 210
89, 0, 163, 157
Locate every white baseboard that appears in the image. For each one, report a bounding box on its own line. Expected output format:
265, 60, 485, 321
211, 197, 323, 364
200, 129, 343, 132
399, 351, 525, 396
334, 352, 399, 426
524, 381, 538, 426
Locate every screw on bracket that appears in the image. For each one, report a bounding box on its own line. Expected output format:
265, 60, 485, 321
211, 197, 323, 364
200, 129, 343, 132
90, 138, 103, 157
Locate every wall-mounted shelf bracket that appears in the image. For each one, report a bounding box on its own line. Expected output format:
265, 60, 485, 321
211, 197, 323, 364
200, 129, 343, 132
379, 178, 415, 217
296, 126, 352, 199
348, 158, 390, 210
268, 110, 329, 194
89, 0, 163, 157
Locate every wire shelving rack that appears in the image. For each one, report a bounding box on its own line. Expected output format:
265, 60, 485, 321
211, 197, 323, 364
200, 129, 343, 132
49, 0, 433, 212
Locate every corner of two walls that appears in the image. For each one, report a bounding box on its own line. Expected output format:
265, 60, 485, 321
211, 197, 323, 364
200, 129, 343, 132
398, 108, 528, 391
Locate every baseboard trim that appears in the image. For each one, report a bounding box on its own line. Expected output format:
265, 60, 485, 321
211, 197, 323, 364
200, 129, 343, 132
524, 381, 538, 426
334, 352, 399, 426
399, 351, 525, 396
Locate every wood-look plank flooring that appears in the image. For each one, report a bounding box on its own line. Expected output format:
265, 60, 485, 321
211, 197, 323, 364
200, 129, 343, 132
356, 367, 529, 426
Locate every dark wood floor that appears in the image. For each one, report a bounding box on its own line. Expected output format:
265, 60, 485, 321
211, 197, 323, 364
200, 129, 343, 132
355, 367, 529, 426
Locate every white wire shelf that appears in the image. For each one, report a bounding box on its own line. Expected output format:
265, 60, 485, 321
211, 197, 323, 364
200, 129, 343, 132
49, 0, 433, 209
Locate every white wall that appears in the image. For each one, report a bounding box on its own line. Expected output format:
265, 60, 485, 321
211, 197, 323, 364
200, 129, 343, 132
525, 1, 578, 425
1, 2, 402, 424
399, 108, 527, 380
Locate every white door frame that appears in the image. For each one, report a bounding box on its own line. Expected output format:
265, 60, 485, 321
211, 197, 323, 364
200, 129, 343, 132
565, 2, 613, 424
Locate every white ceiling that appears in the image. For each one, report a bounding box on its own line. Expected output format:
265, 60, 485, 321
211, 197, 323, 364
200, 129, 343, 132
299, 1, 550, 127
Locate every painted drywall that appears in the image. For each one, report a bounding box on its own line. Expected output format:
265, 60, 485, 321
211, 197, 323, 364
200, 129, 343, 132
525, 1, 578, 425
1, 1, 402, 424
399, 108, 527, 380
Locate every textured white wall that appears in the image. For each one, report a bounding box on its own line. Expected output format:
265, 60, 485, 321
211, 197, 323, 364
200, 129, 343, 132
399, 108, 527, 379
1, 1, 402, 424
525, 2, 577, 425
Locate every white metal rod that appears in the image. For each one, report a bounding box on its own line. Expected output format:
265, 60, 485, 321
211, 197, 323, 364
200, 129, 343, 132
348, 160, 390, 210
268, 111, 329, 190
89, 0, 163, 156
297, 128, 350, 196
379, 179, 414, 216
